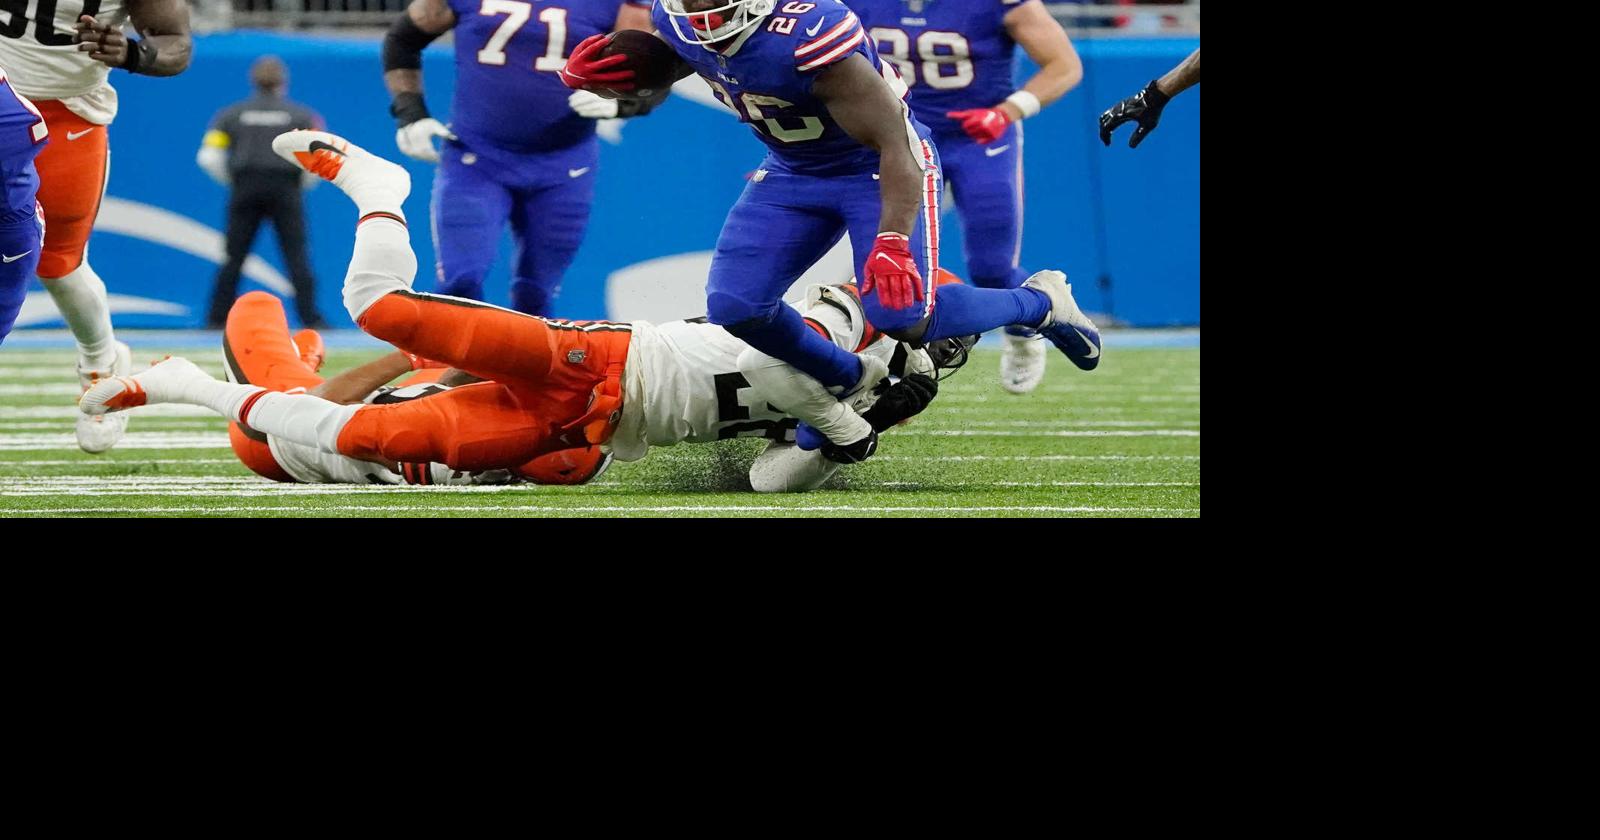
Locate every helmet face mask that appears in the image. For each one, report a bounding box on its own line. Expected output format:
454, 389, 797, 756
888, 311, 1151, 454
926, 333, 979, 380
662, 0, 777, 45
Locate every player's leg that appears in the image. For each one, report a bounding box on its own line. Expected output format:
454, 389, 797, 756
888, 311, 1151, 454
430, 143, 511, 303
945, 127, 1046, 393
33, 102, 116, 369
946, 131, 1028, 292
336, 381, 557, 470
272, 131, 570, 388
221, 290, 325, 392
31, 103, 132, 451
508, 166, 594, 316
843, 131, 1039, 344
0, 162, 42, 346
81, 356, 552, 473
707, 173, 865, 392
206, 187, 269, 326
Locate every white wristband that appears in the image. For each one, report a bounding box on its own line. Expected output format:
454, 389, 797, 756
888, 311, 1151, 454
1005, 90, 1042, 120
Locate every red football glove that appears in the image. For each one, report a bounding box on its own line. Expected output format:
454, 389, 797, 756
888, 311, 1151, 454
861, 233, 924, 312
558, 34, 635, 92
946, 106, 1012, 144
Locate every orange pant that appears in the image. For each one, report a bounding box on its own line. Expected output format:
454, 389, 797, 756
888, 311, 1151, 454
32, 100, 108, 279
223, 292, 325, 481
336, 291, 633, 471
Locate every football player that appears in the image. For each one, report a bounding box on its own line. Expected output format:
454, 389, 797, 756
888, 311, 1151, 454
0, 1, 193, 451
382, 0, 654, 314
852, 0, 1082, 394
0, 62, 47, 348
559, 0, 1102, 462
83, 131, 984, 492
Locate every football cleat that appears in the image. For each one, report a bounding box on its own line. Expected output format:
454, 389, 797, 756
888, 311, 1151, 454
75, 340, 133, 453
999, 329, 1047, 394
80, 356, 212, 416
1023, 270, 1102, 371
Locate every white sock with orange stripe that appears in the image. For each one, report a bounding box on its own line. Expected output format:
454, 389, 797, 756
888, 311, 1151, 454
149, 371, 354, 454
343, 215, 416, 320
332, 147, 410, 222
237, 391, 361, 453
42, 261, 116, 372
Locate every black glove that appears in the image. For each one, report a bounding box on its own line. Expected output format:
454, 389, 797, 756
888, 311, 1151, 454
862, 374, 938, 432
820, 428, 879, 464
1099, 79, 1171, 149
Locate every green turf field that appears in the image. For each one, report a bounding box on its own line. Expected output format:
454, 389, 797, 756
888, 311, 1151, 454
0, 342, 1198, 517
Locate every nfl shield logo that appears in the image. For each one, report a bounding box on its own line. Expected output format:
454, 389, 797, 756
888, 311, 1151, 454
567, 349, 587, 364
907, 0, 925, 12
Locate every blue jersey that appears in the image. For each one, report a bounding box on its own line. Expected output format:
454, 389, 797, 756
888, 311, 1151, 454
652, 0, 914, 176
852, 0, 1024, 139
448, 0, 647, 153
0, 68, 45, 213
0, 65, 43, 345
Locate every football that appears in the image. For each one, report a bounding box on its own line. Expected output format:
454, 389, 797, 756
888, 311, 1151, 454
598, 29, 681, 98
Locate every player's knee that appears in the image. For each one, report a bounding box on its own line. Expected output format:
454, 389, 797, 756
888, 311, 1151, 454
710, 293, 777, 333
344, 274, 408, 321
35, 248, 83, 280
339, 407, 439, 465
883, 317, 931, 345
966, 265, 1016, 290
967, 261, 1026, 290
354, 292, 418, 345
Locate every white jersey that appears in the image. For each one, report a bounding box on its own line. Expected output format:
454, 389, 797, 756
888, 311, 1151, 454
0, 0, 128, 124
610, 286, 893, 462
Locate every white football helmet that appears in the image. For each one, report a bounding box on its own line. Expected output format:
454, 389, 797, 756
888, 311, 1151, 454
661, 0, 776, 45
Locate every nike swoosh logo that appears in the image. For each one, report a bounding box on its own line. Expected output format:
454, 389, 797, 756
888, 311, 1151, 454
568, 167, 590, 178
66, 128, 95, 141
1074, 327, 1100, 358
3, 250, 32, 263
806, 17, 826, 36
985, 144, 1011, 157
874, 253, 897, 265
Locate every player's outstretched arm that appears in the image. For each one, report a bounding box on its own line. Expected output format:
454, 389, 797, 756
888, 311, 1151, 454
1158, 47, 1200, 97
738, 345, 883, 454
384, 0, 458, 162
1099, 48, 1197, 149
79, 0, 191, 76
748, 370, 938, 492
